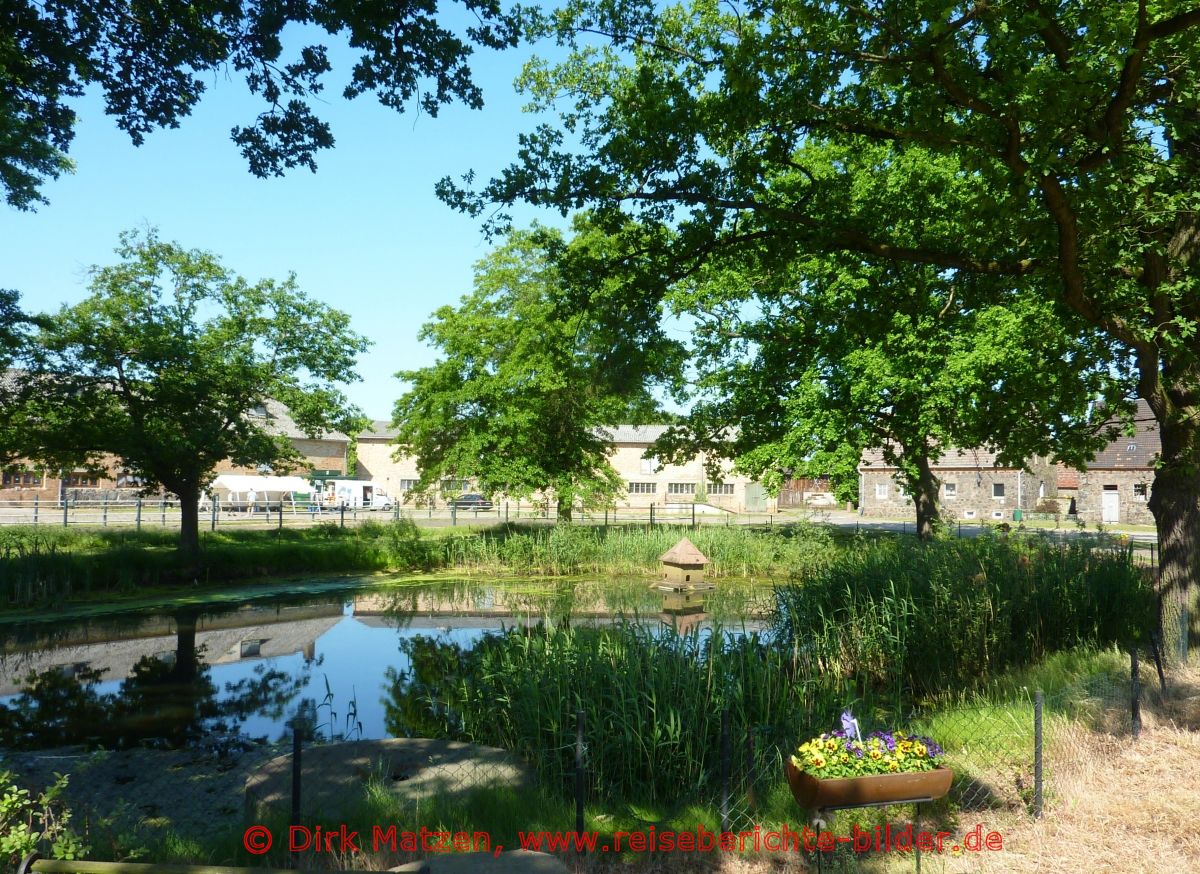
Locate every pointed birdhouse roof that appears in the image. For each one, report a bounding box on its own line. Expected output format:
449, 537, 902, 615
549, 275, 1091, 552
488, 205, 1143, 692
659, 537, 709, 566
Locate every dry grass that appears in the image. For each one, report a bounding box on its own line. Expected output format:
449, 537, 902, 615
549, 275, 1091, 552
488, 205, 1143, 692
558, 667, 1200, 874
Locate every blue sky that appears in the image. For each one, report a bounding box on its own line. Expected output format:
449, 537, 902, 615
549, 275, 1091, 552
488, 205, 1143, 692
0, 24, 566, 422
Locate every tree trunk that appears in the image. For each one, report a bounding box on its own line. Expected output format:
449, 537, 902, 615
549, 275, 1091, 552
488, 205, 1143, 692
178, 484, 201, 558
911, 453, 942, 541
1145, 410, 1200, 657
557, 495, 572, 523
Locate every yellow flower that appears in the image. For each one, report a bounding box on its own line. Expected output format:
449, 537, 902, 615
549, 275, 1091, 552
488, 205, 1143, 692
811, 754, 827, 769
888, 760, 900, 772
825, 739, 839, 752
839, 753, 850, 763
870, 750, 882, 760
914, 743, 927, 757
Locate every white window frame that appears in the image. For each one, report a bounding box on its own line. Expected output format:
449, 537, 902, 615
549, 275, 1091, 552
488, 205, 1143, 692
628, 481, 656, 495
992, 482, 1006, 500
1133, 482, 1148, 502
708, 482, 736, 496
667, 482, 697, 496
944, 482, 957, 498
874, 482, 889, 500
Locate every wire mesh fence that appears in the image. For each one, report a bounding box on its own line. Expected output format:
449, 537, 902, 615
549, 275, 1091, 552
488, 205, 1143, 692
275, 646, 1161, 863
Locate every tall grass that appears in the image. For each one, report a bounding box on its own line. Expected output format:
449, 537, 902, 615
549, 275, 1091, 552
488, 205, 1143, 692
771, 534, 1155, 702
382, 620, 838, 805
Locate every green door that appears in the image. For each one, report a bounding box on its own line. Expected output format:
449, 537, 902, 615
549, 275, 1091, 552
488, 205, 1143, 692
745, 482, 766, 512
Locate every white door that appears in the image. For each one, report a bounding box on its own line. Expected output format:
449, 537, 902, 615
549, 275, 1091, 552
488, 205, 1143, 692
1101, 488, 1120, 523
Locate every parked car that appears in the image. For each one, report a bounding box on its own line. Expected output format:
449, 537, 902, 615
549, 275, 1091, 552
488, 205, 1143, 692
450, 493, 493, 511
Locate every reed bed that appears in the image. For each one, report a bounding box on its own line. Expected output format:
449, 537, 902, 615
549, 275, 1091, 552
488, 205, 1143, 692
771, 534, 1155, 700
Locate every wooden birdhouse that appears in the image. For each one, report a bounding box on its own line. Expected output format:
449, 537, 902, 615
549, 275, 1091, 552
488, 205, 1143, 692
659, 537, 709, 586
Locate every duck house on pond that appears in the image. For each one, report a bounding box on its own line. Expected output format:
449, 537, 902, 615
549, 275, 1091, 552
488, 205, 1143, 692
659, 537, 709, 586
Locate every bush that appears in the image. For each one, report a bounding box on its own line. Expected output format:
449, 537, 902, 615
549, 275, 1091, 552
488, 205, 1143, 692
0, 771, 89, 869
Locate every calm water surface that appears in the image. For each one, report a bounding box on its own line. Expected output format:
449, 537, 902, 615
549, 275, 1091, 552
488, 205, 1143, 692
0, 577, 769, 749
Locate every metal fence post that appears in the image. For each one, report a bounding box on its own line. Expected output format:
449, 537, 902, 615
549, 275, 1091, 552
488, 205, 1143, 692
720, 709, 731, 835
650, 504, 655, 527
278, 503, 284, 533
63, 495, 68, 527
211, 496, 218, 531
102, 498, 108, 526
451, 503, 457, 526
32, 495, 38, 526
575, 709, 586, 842
136, 497, 142, 532
1131, 648, 1142, 739
1034, 690, 1044, 819
692, 502, 696, 529
160, 495, 166, 527
339, 504, 345, 528
292, 721, 302, 866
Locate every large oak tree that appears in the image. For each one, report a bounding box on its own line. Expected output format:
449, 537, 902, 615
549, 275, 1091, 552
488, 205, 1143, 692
2, 0, 518, 209
444, 0, 1200, 646
16, 229, 369, 556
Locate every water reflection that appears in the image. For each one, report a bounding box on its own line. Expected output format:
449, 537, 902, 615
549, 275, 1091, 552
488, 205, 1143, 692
0, 577, 768, 751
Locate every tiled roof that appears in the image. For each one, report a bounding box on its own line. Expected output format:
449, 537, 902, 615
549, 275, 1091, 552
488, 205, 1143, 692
597, 424, 672, 444
860, 446, 1010, 471
359, 419, 398, 440
1086, 399, 1159, 469
659, 537, 709, 566
255, 398, 349, 442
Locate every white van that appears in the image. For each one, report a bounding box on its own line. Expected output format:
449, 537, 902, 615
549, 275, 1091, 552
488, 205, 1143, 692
324, 479, 394, 511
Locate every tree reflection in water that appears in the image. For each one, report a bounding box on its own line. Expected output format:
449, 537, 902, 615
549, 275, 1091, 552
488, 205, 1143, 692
0, 607, 316, 751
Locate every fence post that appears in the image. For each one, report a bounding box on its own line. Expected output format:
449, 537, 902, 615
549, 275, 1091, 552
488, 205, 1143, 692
136, 497, 143, 532
720, 709, 731, 835
160, 496, 166, 527
291, 721, 302, 866
1033, 690, 1044, 819
32, 495, 38, 526
339, 504, 345, 529
1131, 648, 1142, 739
451, 503, 457, 526
63, 494, 68, 528
211, 496, 218, 531
692, 502, 696, 529
278, 503, 284, 533
575, 709, 586, 843
102, 498, 108, 526
650, 504, 655, 528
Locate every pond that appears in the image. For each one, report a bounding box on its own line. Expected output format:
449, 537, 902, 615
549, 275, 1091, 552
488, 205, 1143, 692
0, 576, 772, 751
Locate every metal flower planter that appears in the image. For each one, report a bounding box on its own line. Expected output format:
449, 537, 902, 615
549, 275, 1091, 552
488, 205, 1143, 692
785, 759, 954, 810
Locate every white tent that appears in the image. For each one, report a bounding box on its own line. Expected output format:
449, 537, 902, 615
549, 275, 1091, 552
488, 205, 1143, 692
206, 474, 314, 512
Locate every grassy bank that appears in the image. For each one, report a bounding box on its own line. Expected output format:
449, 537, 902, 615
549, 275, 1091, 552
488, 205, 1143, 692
0, 520, 838, 607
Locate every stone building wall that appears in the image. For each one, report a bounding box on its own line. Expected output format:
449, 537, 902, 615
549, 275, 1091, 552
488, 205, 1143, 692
1076, 470, 1155, 526
860, 461, 1056, 522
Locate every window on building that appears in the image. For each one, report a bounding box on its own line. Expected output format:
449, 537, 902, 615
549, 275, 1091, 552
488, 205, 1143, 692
874, 483, 888, 500
667, 482, 697, 496
963, 510, 977, 519
992, 510, 1004, 519
1133, 482, 1148, 501
398, 479, 420, 492
628, 482, 656, 495
944, 482, 957, 498
639, 456, 658, 475
2, 470, 43, 487
65, 474, 99, 488
708, 482, 736, 496
440, 479, 468, 492
993, 483, 1006, 499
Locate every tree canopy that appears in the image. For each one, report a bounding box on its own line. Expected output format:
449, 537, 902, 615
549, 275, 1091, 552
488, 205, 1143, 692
445, 0, 1200, 633
391, 224, 679, 518
2, 0, 519, 209
15, 229, 369, 554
